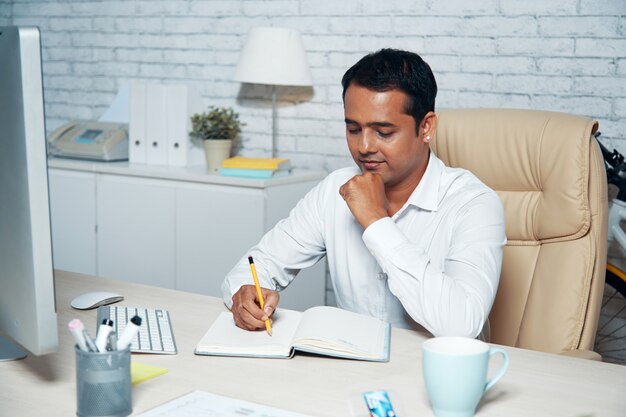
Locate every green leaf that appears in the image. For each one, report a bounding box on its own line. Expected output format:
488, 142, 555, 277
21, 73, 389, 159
189, 106, 245, 140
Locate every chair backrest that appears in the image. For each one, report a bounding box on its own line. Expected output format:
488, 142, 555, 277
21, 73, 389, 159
432, 108, 607, 354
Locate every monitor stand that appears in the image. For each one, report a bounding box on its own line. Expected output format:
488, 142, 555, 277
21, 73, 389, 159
0, 335, 27, 361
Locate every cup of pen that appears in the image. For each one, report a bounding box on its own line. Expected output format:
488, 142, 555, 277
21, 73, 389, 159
74, 345, 132, 417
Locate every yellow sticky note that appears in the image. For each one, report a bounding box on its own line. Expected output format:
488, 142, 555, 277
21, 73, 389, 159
131, 361, 168, 385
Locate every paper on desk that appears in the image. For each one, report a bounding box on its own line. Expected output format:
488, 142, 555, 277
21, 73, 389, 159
131, 361, 168, 385
134, 390, 314, 417
99, 86, 129, 124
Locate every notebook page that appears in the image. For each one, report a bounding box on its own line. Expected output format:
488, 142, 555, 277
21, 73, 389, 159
135, 390, 314, 417
292, 306, 387, 358
195, 309, 302, 357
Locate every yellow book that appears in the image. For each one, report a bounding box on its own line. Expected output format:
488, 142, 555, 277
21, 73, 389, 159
222, 156, 291, 170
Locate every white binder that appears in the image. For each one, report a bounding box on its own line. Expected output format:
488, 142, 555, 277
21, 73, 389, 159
129, 84, 147, 164
145, 84, 168, 165
130, 83, 204, 166
166, 85, 203, 167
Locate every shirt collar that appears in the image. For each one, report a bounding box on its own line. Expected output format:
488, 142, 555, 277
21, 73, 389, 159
406, 151, 442, 212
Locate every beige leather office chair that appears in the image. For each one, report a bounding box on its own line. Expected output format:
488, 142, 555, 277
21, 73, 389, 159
432, 108, 607, 359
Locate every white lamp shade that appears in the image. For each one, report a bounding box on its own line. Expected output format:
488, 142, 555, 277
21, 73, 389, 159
234, 27, 313, 87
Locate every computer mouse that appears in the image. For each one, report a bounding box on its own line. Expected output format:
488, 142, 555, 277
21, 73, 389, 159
70, 291, 124, 310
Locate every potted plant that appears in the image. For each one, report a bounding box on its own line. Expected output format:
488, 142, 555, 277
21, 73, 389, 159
190, 106, 244, 173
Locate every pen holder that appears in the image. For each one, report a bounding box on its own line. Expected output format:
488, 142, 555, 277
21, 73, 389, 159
75, 346, 132, 417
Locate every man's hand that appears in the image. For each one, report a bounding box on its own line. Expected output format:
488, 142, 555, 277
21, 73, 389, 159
339, 172, 389, 229
230, 285, 279, 331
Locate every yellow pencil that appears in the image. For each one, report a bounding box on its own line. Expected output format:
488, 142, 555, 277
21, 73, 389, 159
248, 256, 272, 336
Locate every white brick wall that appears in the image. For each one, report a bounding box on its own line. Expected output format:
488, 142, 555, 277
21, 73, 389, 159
4, 0, 626, 303
0, 1, 10, 25
4, 0, 624, 164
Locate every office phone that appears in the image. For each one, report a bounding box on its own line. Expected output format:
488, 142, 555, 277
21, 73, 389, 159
48, 121, 129, 161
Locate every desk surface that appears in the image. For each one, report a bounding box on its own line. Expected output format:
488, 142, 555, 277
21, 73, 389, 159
1, 271, 625, 417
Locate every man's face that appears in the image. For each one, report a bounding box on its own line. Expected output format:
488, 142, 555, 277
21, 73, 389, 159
344, 84, 431, 191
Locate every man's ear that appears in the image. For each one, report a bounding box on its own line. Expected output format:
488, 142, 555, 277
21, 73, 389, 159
419, 112, 437, 144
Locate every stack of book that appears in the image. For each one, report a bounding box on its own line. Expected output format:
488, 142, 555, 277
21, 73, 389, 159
219, 156, 291, 179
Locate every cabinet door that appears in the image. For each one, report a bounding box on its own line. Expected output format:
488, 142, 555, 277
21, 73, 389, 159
175, 183, 264, 296
48, 169, 97, 275
96, 174, 176, 288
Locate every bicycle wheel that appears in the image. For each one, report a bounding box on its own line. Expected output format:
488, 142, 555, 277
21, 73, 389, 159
594, 264, 626, 365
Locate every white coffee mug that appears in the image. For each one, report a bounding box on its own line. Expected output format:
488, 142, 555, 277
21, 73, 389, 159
422, 337, 509, 417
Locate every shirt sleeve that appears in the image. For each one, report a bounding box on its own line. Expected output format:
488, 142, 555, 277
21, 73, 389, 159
362, 190, 506, 338
221, 178, 328, 309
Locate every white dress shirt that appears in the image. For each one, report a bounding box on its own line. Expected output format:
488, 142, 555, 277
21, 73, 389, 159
222, 152, 506, 338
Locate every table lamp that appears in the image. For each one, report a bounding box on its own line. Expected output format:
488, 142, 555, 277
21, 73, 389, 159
234, 27, 313, 158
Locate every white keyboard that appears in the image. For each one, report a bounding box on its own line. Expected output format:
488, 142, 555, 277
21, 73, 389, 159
97, 306, 177, 354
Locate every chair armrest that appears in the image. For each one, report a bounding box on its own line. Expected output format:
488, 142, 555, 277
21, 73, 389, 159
557, 349, 602, 361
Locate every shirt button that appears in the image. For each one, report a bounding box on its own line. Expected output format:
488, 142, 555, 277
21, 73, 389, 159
377, 272, 387, 280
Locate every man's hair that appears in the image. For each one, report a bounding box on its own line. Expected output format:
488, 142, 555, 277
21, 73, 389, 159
341, 48, 437, 131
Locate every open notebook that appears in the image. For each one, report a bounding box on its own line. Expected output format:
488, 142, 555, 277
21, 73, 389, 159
195, 306, 391, 362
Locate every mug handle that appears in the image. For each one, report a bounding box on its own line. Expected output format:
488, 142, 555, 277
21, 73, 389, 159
484, 348, 509, 392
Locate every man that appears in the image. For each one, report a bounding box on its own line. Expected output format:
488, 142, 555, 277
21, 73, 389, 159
221, 49, 506, 338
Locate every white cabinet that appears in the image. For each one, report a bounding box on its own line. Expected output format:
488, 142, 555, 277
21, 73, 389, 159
175, 183, 264, 296
48, 159, 327, 311
96, 175, 176, 288
48, 169, 97, 275
174, 181, 328, 310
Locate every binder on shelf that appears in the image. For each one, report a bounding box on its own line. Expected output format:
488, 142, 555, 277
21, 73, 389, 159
166, 84, 203, 167
129, 84, 147, 164
130, 82, 204, 167
222, 156, 291, 170
165, 84, 187, 167
145, 84, 168, 165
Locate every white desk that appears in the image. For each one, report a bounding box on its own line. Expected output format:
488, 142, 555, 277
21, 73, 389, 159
1, 270, 624, 416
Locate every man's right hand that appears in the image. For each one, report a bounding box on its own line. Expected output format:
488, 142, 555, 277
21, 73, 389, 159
339, 171, 389, 229
230, 284, 279, 331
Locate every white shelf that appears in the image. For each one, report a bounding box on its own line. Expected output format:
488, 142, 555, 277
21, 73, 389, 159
47, 157, 327, 189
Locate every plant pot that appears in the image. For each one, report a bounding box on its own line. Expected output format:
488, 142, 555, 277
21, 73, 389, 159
203, 139, 232, 173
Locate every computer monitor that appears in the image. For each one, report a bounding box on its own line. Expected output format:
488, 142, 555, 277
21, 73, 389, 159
0, 26, 59, 360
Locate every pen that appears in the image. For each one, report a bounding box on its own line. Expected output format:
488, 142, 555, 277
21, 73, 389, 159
67, 319, 89, 352
95, 319, 114, 352
248, 256, 272, 336
117, 315, 142, 351
83, 328, 98, 352
107, 331, 117, 352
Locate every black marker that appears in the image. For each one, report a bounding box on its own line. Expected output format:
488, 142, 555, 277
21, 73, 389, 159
116, 315, 142, 351
95, 319, 114, 352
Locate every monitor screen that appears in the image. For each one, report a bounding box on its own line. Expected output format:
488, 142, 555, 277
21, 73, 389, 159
0, 26, 59, 360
